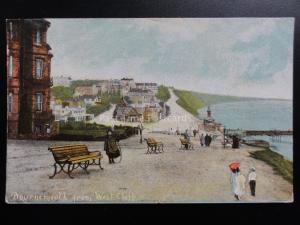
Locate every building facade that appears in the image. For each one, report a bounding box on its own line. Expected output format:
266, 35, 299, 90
73, 85, 99, 97
120, 78, 136, 95
135, 82, 158, 94
52, 105, 94, 123
7, 19, 54, 138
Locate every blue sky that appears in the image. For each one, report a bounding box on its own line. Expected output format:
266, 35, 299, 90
47, 18, 294, 99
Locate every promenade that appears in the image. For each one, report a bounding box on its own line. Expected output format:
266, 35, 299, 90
6, 132, 292, 203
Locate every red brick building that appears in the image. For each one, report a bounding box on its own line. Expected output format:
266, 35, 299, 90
7, 19, 54, 139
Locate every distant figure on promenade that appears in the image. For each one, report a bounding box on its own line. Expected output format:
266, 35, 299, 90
207, 134, 212, 146
232, 135, 239, 149
104, 129, 121, 164
248, 167, 257, 197
193, 129, 197, 138
200, 134, 205, 146
204, 134, 209, 147
184, 129, 190, 141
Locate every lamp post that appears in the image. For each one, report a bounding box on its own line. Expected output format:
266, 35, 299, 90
139, 122, 143, 144
223, 126, 226, 149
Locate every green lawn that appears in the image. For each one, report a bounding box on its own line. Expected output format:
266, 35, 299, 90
173, 89, 205, 116
59, 129, 107, 137
249, 148, 293, 184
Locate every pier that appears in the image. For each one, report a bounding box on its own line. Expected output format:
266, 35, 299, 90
224, 129, 293, 144
245, 130, 293, 136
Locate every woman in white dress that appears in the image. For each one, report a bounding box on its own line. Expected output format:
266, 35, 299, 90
231, 168, 246, 200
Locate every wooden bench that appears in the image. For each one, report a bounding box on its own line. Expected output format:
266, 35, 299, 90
180, 138, 194, 150
144, 138, 164, 154
48, 144, 103, 179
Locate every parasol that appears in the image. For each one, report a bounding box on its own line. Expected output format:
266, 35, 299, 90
229, 162, 240, 170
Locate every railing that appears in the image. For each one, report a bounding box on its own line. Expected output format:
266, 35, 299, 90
34, 110, 54, 120
26, 77, 52, 86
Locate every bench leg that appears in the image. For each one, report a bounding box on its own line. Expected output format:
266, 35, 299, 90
80, 161, 90, 174
49, 163, 58, 179
67, 164, 74, 179
98, 158, 104, 170
146, 146, 150, 154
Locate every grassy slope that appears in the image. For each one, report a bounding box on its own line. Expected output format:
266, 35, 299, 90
173, 89, 205, 116
249, 148, 293, 184
173, 88, 272, 116
190, 91, 264, 106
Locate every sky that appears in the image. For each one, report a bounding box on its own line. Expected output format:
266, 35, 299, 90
47, 18, 294, 100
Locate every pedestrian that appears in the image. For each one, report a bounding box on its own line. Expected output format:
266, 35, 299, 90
104, 129, 121, 164
184, 129, 190, 141
207, 134, 212, 147
200, 133, 204, 146
204, 134, 209, 147
236, 168, 246, 200
230, 168, 239, 200
193, 129, 197, 138
232, 135, 239, 149
248, 167, 257, 197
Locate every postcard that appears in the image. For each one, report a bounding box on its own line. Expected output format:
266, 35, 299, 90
6, 18, 293, 203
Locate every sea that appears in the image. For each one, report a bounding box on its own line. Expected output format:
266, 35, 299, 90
198, 100, 293, 161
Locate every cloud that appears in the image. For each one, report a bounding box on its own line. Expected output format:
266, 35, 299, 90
47, 18, 294, 99
238, 19, 277, 42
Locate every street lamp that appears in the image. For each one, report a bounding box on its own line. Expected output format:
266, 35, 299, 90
223, 126, 226, 149
139, 121, 143, 144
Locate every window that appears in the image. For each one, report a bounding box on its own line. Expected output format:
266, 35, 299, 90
9, 22, 13, 39
8, 93, 13, 113
36, 93, 43, 112
8, 55, 13, 77
35, 29, 41, 45
35, 58, 43, 78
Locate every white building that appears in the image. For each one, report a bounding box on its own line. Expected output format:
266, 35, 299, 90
73, 85, 99, 98
120, 78, 136, 95
135, 82, 158, 94
53, 75, 72, 87
51, 104, 94, 122
73, 95, 101, 106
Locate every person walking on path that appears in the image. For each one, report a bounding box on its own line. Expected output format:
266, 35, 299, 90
231, 168, 246, 200
193, 129, 197, 138
200, 134, 205, 147
230, 168, 239, 200
207, 134, 212, 147
204, 134, 209, 147
236, 168, 246, 200
104, 129, 121, 164
248, 167, 257, 197
184, 129, 190, 141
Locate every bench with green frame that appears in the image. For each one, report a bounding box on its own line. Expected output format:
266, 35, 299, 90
48, 144, 103, 179
179, 138, 194, 150
144, 138, 164, 154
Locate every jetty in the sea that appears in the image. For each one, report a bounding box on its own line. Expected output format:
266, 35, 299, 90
244, 130, 293, 136
224, 129, 293, 143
